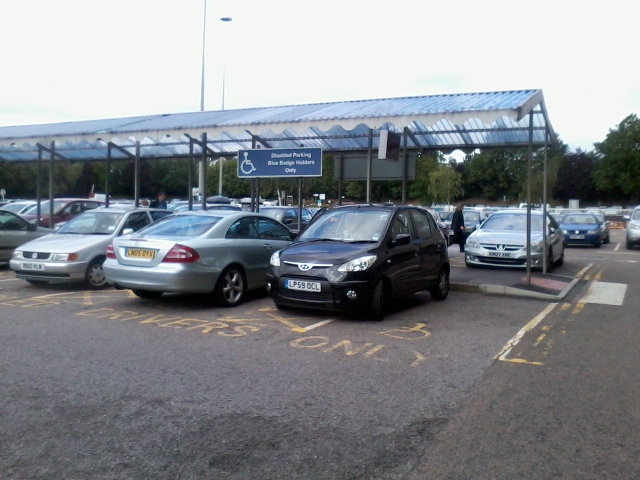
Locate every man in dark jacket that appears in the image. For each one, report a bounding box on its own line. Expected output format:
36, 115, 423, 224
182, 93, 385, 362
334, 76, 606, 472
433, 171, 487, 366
450, 204, 465, 252
149, 191, 168, 209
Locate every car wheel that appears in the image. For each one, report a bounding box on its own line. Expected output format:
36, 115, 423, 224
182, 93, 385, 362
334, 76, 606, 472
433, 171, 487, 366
594, 240, 602, 248
545, 249, 554, 272
368, 280, 385, 321
132, 289, 163, 299
604, 234, 610, 244
274, 302, 291, 311
25, 279, 48, 285
465, 260, 476, 268
215, 266, 246, 307
555, 248, 565, 267
429, 268, 450, 301
627, 239, 634, 250
85, 258, 108, 290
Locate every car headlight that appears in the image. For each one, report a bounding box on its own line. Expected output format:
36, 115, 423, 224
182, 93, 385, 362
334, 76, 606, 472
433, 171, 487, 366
530, 240, 544, 252
12, 250, 22, 258
629, 222, 640, 231
587, 229, 599, 234
466, 237, 480, 248
52, 253, 79, 261
338, 255, 377, 272
269, 251, 281, 266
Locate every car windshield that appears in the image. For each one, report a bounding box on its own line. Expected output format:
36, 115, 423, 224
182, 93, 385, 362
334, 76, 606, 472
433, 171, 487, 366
481, 213, 544, 231
463, 211, 482, 223
58, 211, 126, 234
300, 210, 390, 242
22, 200, 67, 215
1, 202, 33, 213
562, 214, 597, 225
259, 208, 285, 221
633, 209, 640, 221
137, 214, 223, 237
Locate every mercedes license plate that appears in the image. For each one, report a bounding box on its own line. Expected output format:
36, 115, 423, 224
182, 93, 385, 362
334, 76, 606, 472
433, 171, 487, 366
125, 248, 156, 259
286, 279, 321, 292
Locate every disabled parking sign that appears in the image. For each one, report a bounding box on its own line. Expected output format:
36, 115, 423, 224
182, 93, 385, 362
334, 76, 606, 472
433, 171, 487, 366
237, 148, 322, 178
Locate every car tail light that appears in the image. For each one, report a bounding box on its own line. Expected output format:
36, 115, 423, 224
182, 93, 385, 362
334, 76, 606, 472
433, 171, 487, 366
106, 242, 116, 259
163, 244, 200, 263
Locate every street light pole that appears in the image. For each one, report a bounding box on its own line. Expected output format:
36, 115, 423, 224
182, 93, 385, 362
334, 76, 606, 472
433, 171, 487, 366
218, 157, 224, 195
198, 2, 232, 200
199, 0, 208, 113
219, 17, 232, 111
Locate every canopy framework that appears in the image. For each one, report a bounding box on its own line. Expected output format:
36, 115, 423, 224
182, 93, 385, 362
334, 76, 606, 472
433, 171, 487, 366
0, 89, 555, 162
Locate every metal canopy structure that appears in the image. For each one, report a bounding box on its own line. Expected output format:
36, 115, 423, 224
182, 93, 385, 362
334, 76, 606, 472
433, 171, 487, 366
0, 89, 555, 162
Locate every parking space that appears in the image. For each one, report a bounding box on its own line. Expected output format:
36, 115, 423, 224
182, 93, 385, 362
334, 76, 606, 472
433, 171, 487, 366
0, 261, 547, 372
1, 229, 635, 374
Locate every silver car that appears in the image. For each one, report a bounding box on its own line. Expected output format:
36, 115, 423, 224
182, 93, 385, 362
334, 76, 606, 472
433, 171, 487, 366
103, 210, 295, 306
0, 210, 53, 262
10, 206, 171, 288
626, 206, 640, 250
464, 210, 565, 270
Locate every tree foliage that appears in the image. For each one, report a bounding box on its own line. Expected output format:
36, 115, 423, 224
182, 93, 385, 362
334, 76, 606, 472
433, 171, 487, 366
593, 114, 640, 203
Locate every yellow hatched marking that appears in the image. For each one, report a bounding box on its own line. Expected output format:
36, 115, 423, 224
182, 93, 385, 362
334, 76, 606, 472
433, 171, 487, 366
496, 303, 557, 365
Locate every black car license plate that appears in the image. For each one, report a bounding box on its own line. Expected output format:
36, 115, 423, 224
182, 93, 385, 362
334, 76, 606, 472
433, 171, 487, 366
285, 279, 321, 292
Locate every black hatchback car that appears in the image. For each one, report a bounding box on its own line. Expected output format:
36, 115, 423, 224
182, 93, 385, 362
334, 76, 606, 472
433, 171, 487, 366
266, 204, 450, 320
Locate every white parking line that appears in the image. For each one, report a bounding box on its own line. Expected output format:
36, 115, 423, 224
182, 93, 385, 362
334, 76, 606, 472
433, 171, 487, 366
304, 319, 335, 331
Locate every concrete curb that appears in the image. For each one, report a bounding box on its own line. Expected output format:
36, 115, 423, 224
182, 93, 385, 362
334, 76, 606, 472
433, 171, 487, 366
450, 276, 581, 300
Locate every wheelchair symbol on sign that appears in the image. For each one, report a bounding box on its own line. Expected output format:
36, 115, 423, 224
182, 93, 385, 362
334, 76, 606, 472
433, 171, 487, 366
240, 151, 257, 175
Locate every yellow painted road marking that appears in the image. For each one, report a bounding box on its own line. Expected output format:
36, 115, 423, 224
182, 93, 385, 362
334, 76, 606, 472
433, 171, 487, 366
575, 263, 593, 279
495, 302, 557, 364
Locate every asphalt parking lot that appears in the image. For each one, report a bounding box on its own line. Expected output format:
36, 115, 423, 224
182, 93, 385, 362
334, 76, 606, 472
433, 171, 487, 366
1, 228, 638, 479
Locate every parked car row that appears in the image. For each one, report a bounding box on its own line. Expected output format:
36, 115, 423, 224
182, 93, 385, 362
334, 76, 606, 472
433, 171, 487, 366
6, 200, 639, 320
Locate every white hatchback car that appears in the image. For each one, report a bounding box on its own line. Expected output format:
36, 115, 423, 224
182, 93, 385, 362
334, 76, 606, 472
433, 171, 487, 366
10, 206, 171, 288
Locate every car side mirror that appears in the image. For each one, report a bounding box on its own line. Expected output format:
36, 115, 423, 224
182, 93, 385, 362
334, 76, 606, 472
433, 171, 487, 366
121, 228, 134, 236
389, 233, 411, 247
27, 221, 38, 231
549, 227, 556, 234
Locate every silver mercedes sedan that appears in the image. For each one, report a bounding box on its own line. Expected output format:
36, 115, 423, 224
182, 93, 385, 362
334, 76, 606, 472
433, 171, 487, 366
103, 210, 295, 306
463, 210, 565, 270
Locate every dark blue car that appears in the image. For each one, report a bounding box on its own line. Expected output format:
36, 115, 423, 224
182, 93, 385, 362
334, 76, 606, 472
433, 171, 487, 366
559, 213, 603, 247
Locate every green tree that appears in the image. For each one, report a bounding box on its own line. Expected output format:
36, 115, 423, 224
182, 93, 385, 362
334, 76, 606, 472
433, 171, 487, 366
408, 152, 440, 204
552, 150, 597, 204
428, 163, 463, 204
593, 114, 640, 203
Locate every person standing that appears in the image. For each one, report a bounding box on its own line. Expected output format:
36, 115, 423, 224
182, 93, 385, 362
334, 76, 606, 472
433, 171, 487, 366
150, 191, 168, 209
450, 204, 466, 252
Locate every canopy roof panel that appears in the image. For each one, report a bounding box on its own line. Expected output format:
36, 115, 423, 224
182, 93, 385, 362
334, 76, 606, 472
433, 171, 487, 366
0, 89, 555, 162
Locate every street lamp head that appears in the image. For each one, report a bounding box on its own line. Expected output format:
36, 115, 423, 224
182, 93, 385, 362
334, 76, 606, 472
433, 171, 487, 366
220, 17, 232, 22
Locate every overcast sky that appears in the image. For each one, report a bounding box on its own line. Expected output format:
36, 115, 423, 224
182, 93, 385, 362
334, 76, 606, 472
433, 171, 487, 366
0, 0, 636, 153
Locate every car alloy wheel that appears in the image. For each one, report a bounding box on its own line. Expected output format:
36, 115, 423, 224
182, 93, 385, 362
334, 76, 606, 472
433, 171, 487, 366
429, 268, 450, 301
215, 266, 246, 307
